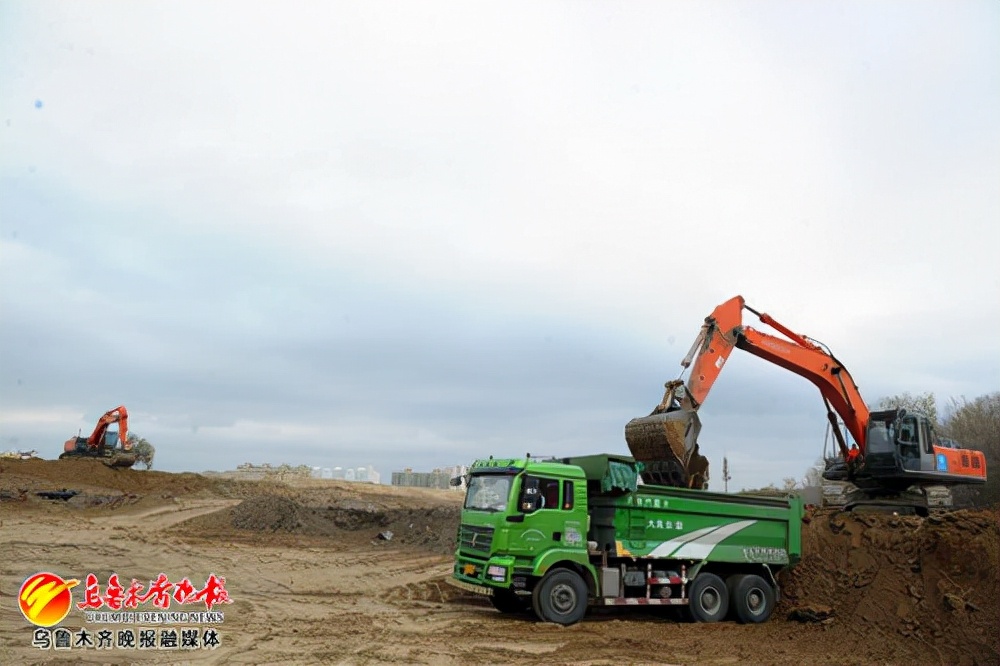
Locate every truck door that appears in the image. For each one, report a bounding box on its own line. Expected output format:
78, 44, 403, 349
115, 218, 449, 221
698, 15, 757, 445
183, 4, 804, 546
509, 475, 569, 556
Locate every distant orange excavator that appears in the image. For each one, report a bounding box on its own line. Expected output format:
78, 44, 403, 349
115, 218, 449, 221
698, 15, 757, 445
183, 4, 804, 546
61, 405, 136, 468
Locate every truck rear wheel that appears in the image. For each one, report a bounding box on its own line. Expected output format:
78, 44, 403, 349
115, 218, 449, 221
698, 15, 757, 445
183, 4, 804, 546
490, 589, 528, 614
730, 574, 775, 623
533, 569, 588, 625
687, 573, 728, 623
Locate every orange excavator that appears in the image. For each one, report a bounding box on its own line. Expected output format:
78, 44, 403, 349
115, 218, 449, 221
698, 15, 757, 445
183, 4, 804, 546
60, 405, 136, 468
625, 295, 986, 514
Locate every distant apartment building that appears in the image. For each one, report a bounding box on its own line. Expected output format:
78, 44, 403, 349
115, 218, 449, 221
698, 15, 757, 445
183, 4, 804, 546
392, 465, 467, 491
311, 464, 381, 484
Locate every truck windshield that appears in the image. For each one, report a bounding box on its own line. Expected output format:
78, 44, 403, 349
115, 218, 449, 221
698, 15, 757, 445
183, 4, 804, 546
464, 474, 513, 512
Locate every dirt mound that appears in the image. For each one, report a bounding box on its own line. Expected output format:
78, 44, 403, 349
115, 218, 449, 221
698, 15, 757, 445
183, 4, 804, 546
1, 458, 219, 495
219, 494, 461, 553
0, 458, 293, 510
378, 505, 461, 552
779, 508, 999, 665
231, 495, 304, 531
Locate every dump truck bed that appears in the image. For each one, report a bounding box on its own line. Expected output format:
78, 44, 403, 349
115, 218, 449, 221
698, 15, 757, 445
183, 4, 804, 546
566, 454, 802, 566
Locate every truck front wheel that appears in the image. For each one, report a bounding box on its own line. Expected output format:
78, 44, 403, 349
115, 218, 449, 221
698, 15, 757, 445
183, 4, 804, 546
730, 574, 775, 623
687, 573, 728, 623
533, 569, 588, 625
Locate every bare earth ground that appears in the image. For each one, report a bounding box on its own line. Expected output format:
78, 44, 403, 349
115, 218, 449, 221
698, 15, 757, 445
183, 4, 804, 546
1, 459, 997, 666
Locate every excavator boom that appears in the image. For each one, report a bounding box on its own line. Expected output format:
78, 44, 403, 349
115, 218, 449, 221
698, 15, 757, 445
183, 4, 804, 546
680, 296, 867, 455
86, 405, 131, 451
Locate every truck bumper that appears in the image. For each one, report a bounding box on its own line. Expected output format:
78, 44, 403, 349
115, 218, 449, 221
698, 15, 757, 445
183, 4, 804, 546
445, 577, 494, 597
453, 553, 517, 592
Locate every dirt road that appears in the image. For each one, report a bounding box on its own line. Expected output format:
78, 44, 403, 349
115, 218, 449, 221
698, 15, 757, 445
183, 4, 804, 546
1, 459, 997, 665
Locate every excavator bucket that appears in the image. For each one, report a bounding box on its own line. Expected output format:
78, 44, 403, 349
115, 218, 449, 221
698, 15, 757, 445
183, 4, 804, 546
105, 452, 137, 469
624, 382, 710, 489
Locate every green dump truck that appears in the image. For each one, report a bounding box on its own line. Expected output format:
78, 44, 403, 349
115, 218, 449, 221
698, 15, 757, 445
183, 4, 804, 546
449, 454, 802, 625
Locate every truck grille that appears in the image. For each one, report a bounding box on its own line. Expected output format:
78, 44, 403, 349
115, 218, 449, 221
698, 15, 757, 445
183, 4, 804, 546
460, 524, 494, 554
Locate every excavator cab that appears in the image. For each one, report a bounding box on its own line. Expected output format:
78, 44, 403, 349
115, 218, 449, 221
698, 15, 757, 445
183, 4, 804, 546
860, 409, 986, 490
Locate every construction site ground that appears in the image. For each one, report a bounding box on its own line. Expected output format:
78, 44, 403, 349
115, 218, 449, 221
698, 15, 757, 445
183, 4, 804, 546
1, 459, 997, 666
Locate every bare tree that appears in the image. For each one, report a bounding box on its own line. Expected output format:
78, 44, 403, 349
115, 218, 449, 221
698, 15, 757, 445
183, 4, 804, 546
944, 393, 999, 507
877, 391, 939, 426
127, 434, 155, 470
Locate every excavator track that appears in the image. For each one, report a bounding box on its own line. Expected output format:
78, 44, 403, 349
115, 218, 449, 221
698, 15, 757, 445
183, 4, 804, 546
842, 487, 930, 518
59, 451, 137, 469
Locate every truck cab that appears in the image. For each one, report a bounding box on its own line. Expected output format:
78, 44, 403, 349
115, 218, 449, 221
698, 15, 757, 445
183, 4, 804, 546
452, 457, 593, 616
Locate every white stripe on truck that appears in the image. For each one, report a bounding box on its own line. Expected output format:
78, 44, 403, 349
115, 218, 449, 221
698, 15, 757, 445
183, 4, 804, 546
647, 520, 757, 560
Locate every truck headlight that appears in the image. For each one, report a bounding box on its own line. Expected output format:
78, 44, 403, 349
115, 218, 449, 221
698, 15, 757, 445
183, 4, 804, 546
487, 565, 506, 581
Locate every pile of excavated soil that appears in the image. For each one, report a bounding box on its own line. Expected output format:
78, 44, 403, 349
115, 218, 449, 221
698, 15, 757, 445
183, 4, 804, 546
779, 508, 999, 666
222, 494, 461, 553
231, 495, 304, 531
0, 458, 356, 505
0, 458, 248, 498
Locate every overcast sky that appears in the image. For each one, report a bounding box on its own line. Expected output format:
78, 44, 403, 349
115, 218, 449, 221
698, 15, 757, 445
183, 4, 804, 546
1, 1, 998, 491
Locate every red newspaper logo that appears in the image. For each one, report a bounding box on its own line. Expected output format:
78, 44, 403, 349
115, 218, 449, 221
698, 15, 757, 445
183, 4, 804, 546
104, 574, 124, 610
138, 574, 174, 609
123, 579, 145, 609
76, 574, 103, 610
74, 573, 233, 611
194, 574, 231, 611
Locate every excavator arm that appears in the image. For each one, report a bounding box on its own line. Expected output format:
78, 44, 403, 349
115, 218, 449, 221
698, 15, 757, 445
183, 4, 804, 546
85, 405, 131, 453
683, 296, 868, 458
625, 296, 868, 487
